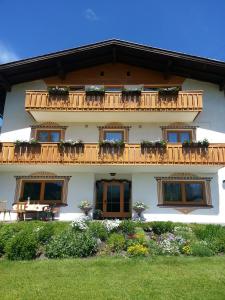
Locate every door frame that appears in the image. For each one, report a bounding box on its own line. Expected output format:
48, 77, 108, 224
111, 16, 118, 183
101, 180, 131, 218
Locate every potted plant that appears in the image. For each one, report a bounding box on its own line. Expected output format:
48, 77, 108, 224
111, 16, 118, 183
99, 140, 125, 149
182, 138, 209, 148
122, 85, 142, 96
59, 139, 84, 149
132, 201, 148, 218
158, 86, 180, 97
93, 209, 103, 220
79, 200, 92, 216
48, 86, 69, 96
15, 139, 39, 148
85, 85, 105, 96
140, 140, 167, 149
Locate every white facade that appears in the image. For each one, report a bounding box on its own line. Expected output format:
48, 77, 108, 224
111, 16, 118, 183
1, 78, 225, 223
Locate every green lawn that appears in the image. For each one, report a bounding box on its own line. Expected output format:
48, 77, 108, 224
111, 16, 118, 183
1, 256, 225, 300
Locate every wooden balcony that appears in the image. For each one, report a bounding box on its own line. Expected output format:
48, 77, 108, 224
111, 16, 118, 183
0, 143, 224, 166
25, 90, 203, 123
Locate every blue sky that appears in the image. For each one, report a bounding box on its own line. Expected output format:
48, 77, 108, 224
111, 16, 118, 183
0, 0, 225, 64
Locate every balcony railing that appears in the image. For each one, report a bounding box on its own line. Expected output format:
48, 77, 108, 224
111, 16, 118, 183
25, 90, 203, 112
0, 143, 224, 165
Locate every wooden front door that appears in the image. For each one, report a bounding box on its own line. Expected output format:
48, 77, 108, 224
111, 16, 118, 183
102, 181, 130, 218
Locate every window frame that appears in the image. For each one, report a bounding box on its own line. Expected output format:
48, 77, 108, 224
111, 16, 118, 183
36, 129, 62, 143
161, 127, 197, 144
20, 179, 64, 204
98, 126, 130, 143
166, 130, 193, 143
162, 180, 207, 206
103, 130, 125, 142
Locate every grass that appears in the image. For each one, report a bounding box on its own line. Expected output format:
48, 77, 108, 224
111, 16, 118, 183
1, 256, 225, 300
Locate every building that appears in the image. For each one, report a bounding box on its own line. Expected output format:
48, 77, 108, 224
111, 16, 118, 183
0, 39, 225, 223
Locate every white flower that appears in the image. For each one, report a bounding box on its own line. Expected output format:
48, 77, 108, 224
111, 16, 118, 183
102, 219, 120, 232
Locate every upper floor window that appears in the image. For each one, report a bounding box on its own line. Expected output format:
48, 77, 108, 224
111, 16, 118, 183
104, 130, 124, 141
161, 126, 197, 143
167, 131, 192, 143
37, 130, 61, 142
31, 124, 67, 143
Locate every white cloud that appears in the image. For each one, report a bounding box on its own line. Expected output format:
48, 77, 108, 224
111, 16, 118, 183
0, 41, 19, 64
84, 8, 99, 21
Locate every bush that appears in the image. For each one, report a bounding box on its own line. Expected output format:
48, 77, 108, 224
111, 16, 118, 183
191, 241, 214, 257
45, 229, 97, 258
35, 223, 54, 245
192, 224, 225, 253
88, 221, 108, 241
127, 244, 149, 257
0, 224, 20, 256
6, 230, 38, 260
108, 233, 126, 252
119, 220, 136, 235
151, 221, 175, 235
148, 239, 161, 255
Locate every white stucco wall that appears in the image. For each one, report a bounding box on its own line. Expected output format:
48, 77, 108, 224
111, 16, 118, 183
0, 79, 225, 223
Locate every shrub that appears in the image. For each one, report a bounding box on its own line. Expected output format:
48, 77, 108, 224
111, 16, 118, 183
182, 245, 192, 255
127, 244, 149, 257
71, 218, 88, 231
148, 239, 161, 256
102, 219, 120, 232
119, 220, 136, 235
173, 226, 197, 243
0, 224, 20, 256
6, 230, 38, 260
45, 229, 97, 258
157, 233, 184, 255
88, 221, 108, 241
151, 221, 175, 235
190, 241, 214, 257
34, 223, 54, 245
108, 233, 126, 252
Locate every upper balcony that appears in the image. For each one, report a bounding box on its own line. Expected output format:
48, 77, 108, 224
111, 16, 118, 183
25, 90, 203, 123
0, 142, 224, 168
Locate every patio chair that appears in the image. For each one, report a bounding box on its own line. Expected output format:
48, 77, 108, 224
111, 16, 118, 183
0, 201, 11, 221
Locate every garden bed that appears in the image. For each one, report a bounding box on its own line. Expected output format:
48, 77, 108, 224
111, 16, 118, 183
0, 220, 225, 260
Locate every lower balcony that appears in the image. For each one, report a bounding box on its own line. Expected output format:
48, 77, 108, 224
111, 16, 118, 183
0, 143, 225, 166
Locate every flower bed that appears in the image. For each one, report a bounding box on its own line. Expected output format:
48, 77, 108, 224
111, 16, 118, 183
1, 221, 225, 260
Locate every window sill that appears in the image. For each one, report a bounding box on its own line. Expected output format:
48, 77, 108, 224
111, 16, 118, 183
157, 204, 213, 209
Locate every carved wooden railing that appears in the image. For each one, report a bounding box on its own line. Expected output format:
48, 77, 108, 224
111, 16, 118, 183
0, 143, 224, 165
25, 91, 203, 112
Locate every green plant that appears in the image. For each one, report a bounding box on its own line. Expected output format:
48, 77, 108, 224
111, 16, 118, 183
119, 220, 136, 235
35, 223, 54, 245
78, 200, 92, 216
190, 241, 214, 257
0, 224, 21, 256
93, 209, 103, 220
88, 221, 108, 241
85, 85, 105, 95
182, 245, 192, 255
182, 139, 209, 148
140, 140, 167, 149
48, 86, 69, 96
45, 229, 97, 258
108, 233, 126, 252
158, 86, 180, 96
151, 221, 175, 235
6, 230, 38, 260
127, 244, 149, 257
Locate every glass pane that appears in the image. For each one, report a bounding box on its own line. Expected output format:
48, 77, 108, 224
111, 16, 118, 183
164, 183, 182, 202
185, 183, 203, 202
38, 131, 49, 142
50, 131, 60, 142
124, 182, 130, 212
180, 132, 191, 143
44, 181, 63, 201
167, 132, 178, 143
22, 182, 41, 201
96, 181, 103, 210
104, 131, 123, 142
107, 185, 120, 212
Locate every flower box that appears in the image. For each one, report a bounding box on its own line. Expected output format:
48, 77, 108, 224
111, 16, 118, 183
182, 139, 209, 148
158, 86, 180, 97
48, 86, 69, 96
140, 140, 167, 149
122, 86, 142, 96
85, 85, 105, 96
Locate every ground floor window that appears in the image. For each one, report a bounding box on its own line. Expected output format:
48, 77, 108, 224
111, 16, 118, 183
156, 176, 212, 207
14, 174, 71, 205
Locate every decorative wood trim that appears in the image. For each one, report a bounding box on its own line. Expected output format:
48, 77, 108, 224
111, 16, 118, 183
155, 175, 212, 208
31, 124, 67, 141
14, 175, 71, 205
98, 125, 130, 142
161, 125, 197, 142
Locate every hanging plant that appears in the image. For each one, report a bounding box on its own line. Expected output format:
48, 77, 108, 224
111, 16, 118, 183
15, 139, 39, 147
182, 138, 209, 148
140, 140, 167, 149
48, 86, 69, 96
122, 86, 142, 96
158, 86, 180, 96
59, 139, 84, 148
99, 140, 125, 148
85, 85, 105, 96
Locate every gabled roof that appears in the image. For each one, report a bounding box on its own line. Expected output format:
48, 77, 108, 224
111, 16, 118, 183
0, 39, 225, 91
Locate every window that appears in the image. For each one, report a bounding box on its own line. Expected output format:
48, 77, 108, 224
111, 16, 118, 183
98, 126, 130, 142
20, 180, 64, 203
36, 130, 61, 142
166, 131, 192, 143
104, 131, 124, 141
162, 181, 206, 206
